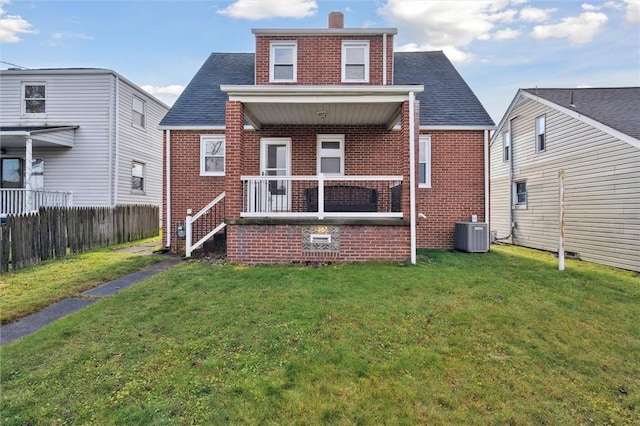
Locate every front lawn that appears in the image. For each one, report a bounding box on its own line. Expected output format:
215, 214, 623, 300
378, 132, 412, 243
1, 245, 638, 424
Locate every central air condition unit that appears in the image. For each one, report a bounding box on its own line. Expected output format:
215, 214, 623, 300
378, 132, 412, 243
455, 222, 488, 253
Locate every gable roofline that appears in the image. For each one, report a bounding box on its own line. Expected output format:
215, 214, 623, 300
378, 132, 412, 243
252, 28, 397, 36
492, 88, 640, 149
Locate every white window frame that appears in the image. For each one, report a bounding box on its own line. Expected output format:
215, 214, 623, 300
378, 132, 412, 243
536, 115, 546, 153
514, 180, 527, 209
200, 135, 225, 176
503, 131, 510, 162
270, 41, 297, 83
316, 134, 345, 176
341, 41, 370, 83
132, 95, 146, 130
22, 82, 46, 116
131, 161, 146, 194
419, 135, 432, 188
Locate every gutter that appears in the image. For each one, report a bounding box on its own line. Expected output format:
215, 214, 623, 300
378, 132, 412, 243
484, 129, 490, 251
409, 92, 417, 264
165, 130, 171, 248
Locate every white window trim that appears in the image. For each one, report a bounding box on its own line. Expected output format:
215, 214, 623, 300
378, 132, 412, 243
131, 161, 146, 194
536, 115, 546, 153
132, 95, 146, 130
269, 41, 297, 83
200, 135, 225, 176
503, 131, 510, 162
513, 180, 527, 209
316, 134, 345, 176
341, 40, 370, 83
21, 82, 47, 116
419, 135, 432, 188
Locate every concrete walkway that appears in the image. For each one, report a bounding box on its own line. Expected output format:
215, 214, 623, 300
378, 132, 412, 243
0, 251, 181, 346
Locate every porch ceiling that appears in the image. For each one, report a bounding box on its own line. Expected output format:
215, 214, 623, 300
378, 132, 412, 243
0, 126, 77, 148
221, 85, 424, 130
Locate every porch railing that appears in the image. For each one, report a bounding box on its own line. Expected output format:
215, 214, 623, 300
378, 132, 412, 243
1, 189, 73, 216
241, 175, 403, 219
185, 191, 226, 257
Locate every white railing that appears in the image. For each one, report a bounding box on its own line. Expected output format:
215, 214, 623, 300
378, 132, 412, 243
185, 191, 226, 258
241, 175, 404, 219
1, 189, 73, 216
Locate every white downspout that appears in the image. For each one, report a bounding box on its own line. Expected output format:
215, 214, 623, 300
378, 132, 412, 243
409, 92, 417, 264
382, 33, 387, 85
114, 76, 120, 206
165, 129, 171, 248
484, 129, 490, 250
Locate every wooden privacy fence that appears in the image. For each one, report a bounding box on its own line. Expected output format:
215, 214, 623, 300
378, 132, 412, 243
0, 204, 159, 272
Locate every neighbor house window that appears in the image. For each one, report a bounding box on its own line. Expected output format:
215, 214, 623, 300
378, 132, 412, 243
270, 42, 297, 82
514, 181, 527, 208
132, 161, 145, 193
132, 95, 146, 129
342, 41, 369, 82
1, 158, 23, 188
503, 131, 510, 162
536, 115, 546, 152
23, 82, 46, 115
419, 135, 432, 188
200, 135, 225, 176
317, 135, 345, 176
31, 159, 44, 190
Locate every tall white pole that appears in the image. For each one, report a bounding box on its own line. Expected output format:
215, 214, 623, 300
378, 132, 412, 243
558, 170, 565, 271
409, 92, 417, 265
25, 137, 33, 212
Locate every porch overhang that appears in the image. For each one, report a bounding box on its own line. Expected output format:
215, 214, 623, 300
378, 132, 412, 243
0, 126, 78, 148
220, 85, 424, 130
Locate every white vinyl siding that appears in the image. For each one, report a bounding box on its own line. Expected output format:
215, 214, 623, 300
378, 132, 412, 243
418, 135, 431, 188
490, 96, 640, 272
316, 134, 344, 176
270, 42, 297, 82
200, 135, 225, 176
341, 41, 369, 83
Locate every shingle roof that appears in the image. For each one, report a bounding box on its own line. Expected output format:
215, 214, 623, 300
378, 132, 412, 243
394, 51, 494, 127
161, 50, 494, 127
522, 87, 640, 140
160, 53, 255, 126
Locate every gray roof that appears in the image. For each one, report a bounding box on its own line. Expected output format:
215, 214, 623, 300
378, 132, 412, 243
161, 51, 494, 128
522, 88, 640, 141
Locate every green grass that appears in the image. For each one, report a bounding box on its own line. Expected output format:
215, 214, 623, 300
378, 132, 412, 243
0, 236, 164, 323
1, 245, 639, 424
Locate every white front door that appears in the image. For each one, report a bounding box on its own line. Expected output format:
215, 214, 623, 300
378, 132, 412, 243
261, 138, 291, 212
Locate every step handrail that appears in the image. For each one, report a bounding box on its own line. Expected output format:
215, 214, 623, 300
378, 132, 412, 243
185, 192, 226, 257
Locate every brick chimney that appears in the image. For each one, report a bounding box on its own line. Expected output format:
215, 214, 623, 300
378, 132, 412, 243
328, 11, 344, 29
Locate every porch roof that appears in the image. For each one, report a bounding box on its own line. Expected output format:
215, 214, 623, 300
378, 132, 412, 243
220, 85, 424, 130
0, 126, 78, 148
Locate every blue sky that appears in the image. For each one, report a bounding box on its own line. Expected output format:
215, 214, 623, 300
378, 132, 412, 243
1, 0, 638, 123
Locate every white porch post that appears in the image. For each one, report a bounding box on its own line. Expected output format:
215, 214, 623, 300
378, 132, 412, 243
25, 137, 33, 212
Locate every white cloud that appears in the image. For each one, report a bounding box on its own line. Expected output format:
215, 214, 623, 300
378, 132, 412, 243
519, 6, 557, 22
217, 0, 317, 20
47, 31, 93, 46
0, 0, 36, 43
581, 3, 600, 11
379, 0, 518, 63
494, 27, 520, 40
531, 11, 608, 44
141, 84, 185, 106
624, 0, 640, 23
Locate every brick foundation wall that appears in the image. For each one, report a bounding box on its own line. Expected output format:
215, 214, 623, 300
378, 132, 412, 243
227, 223, 410, 264
416, 130, 486, 249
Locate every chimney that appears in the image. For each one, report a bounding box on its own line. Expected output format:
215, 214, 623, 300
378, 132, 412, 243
328, 11, 344, 29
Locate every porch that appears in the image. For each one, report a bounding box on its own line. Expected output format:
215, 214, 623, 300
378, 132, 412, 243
1, 188, 73, 216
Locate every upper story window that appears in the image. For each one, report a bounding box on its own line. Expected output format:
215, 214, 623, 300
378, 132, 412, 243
270, 42, 297, 82
342, 41, 369, 83
536, 115, 546, 152
503, 131, 510, 162
22, 82, 46, 115
131, 161, 145, 193
317, 134, 345, 176
200, 135, 225, 176
132, 95, 146, 129
419, 135, 432, 188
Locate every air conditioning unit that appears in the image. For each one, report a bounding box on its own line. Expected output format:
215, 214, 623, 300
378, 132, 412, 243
455, 222, 488, 253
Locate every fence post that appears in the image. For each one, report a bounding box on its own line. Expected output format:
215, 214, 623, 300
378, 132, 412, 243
185, 215, 193, 257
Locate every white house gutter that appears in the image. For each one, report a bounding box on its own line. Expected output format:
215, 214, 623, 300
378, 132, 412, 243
114, 76, 120, 206
382, 33, 387, 85
409, 92, 417, 264
484, 129, 490, 250
165, 130, 172, 248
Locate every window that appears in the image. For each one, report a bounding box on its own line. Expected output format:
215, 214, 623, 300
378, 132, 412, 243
419, 135, 431, 187
200, 135, 225, 176
1, 158, 23, 188
536, 115, 546, 152
31, 159, 44, 190
514, 181, 527, 208
131, 161, 145, 193
132, 95, 146, 129
342, 41, 369, 82
317, 135, 344, 176
270, 42, 297, 82
23, 83, 46, 115
503, 131, 510, 162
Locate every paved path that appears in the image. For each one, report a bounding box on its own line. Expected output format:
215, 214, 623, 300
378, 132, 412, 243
0, 256, 181, 346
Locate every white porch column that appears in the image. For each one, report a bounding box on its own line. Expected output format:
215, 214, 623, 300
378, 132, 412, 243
25, 137, 33, 212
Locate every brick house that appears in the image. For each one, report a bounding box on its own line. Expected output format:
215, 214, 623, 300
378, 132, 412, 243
160, 12, 494, 264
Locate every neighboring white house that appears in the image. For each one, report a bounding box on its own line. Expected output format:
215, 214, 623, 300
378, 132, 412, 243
490, 87, 640, 272
0, 68, 168, 216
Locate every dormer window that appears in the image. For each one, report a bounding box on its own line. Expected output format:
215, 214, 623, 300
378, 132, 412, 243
342, 41, 369, 82
22, 82, 46, 115
270, 42, 297, 82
